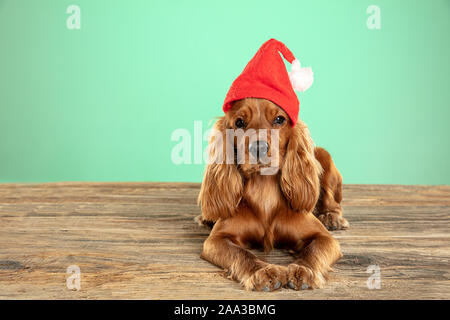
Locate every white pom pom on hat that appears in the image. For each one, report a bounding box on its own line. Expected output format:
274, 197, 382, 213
288, 59, 314, 92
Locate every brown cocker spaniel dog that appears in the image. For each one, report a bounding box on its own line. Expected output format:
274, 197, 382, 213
197, 98, 348, 292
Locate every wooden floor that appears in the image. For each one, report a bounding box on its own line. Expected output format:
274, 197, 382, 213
0, 182, 449, 299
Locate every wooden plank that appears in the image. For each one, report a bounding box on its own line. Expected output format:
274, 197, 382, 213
0, 183, 449, 299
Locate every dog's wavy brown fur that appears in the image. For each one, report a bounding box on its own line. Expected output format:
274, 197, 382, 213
197, 98, 348, 291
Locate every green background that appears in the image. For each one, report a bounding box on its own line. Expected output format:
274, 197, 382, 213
0, 0, 449, 185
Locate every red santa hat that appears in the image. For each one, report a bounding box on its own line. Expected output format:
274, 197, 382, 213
223, 38, 313, 126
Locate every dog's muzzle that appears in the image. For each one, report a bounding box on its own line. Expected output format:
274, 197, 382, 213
249, 140, 269, 159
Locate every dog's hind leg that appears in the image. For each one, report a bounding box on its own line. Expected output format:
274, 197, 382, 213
313, 147, 349, 230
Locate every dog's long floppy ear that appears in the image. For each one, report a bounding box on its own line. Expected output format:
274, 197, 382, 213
198, 117, 243, 222
280, 120, 323, 213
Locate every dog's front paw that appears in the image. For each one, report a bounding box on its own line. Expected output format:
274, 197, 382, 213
286, 263, 325, 290
243, 264, 287, 292
317, 212, 349, 231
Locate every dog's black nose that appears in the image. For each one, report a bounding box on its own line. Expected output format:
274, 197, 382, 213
249, 140, 269, 158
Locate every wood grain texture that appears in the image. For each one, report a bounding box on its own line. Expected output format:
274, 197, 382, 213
0, 182, 449, 299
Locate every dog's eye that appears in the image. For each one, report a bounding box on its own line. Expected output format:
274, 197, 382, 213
235, 118, 246, 128
273, 116, 286, 125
